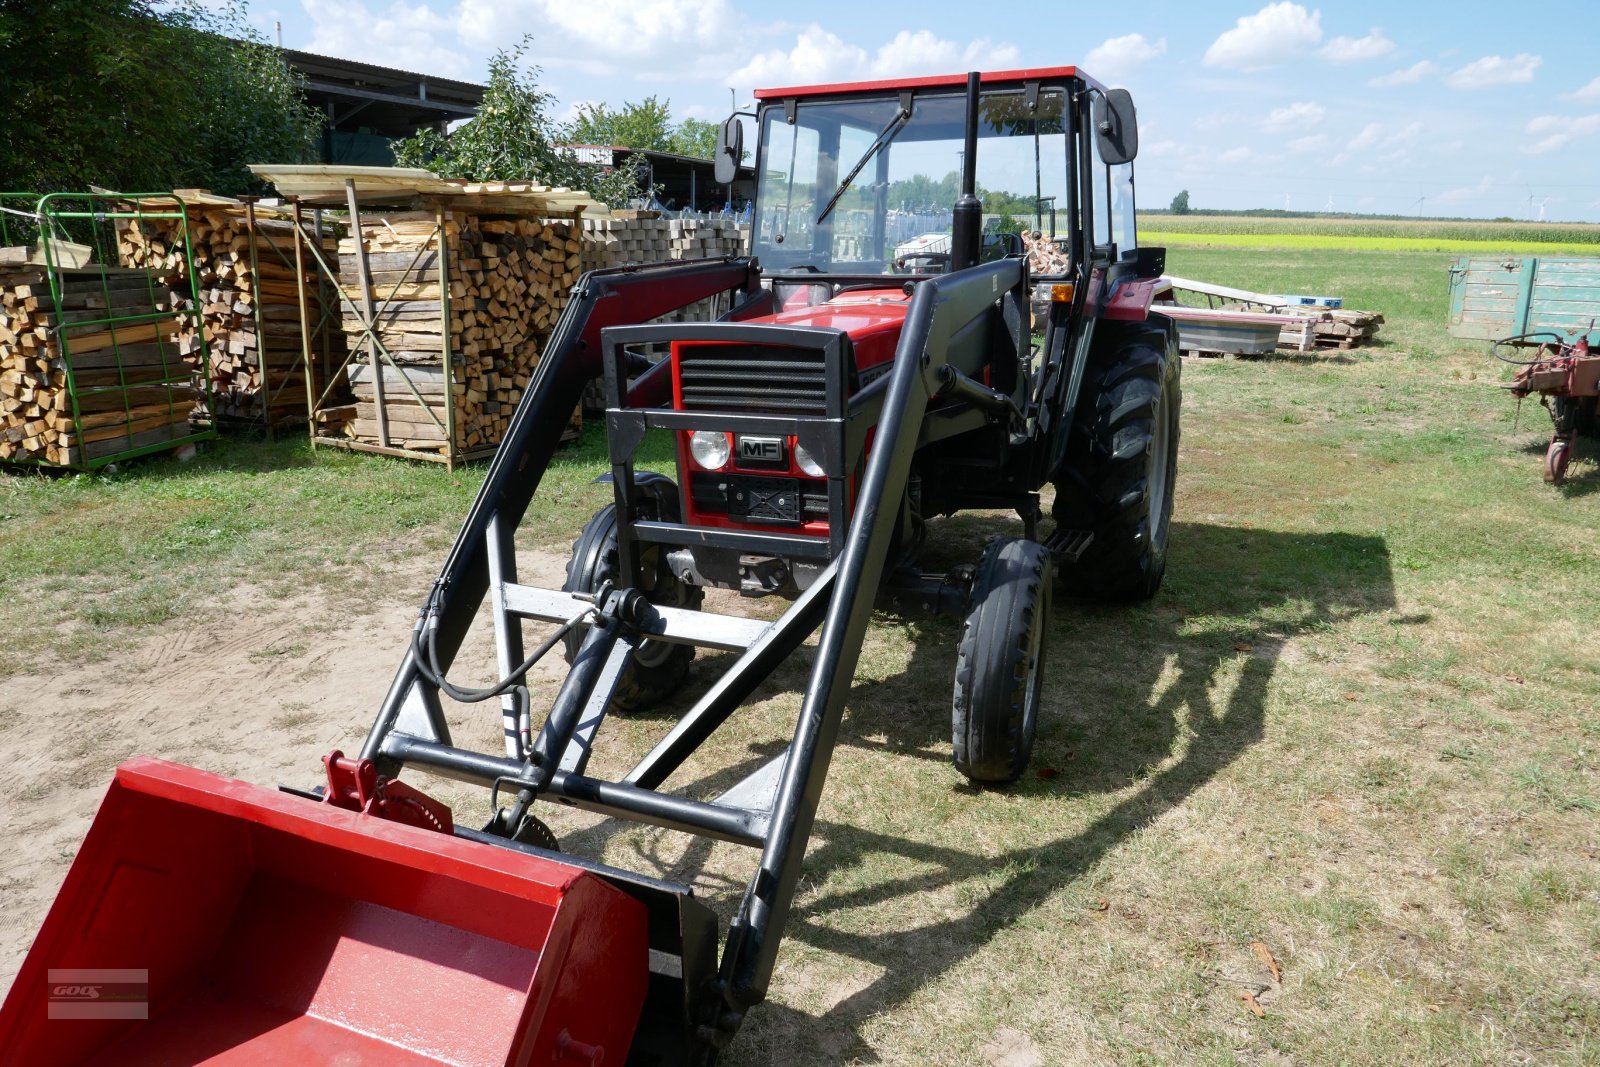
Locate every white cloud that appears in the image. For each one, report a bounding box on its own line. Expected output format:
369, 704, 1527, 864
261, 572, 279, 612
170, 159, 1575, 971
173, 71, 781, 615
1263, 101, 1326, 131
1387, 121, 1423, 144
457, 0, 736, 79
1319, 29, 1394, 63
1369, 60, 1438, 87
1084, 33, 1167, 81
1348, 122, 1382, 149
302, 0, 467, 76
728, 26, 862, 87
727, 25, 1019, 89
1216, 146, 1254, 165
1524, 113, 1600, 154
1204, 3, 1322, 71
1289, 133, 1331, 153
1447, 53, 1541, 90
1564, 75, 1600, 101
1437, 174, 1497, 204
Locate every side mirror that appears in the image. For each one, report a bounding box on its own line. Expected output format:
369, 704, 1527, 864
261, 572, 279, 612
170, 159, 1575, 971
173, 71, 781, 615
714, 116, 743, 184
1092, 88, 1138, 165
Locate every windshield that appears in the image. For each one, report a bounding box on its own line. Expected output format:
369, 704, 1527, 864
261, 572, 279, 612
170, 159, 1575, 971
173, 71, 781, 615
752, 87, 1070, 275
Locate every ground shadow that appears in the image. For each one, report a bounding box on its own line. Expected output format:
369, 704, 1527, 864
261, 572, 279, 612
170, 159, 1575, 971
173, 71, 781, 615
703, 520, 1395, 1060
541, 520, 1396, 1062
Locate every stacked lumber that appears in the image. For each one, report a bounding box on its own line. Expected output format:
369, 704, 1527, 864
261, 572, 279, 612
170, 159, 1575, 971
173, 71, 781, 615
578, 215, 744, 273
334, 210, 582, 453
118, 198, 343, 425
1292, 308, 1383, 350
578, 216, 746, 326
1, 266, 194, 466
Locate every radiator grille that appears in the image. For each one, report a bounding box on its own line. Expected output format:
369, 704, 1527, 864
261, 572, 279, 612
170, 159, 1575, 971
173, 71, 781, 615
677, 344, 832, 415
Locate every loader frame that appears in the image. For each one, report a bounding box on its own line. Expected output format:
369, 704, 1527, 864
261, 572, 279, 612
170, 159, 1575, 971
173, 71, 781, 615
355, 250, 1032, 1059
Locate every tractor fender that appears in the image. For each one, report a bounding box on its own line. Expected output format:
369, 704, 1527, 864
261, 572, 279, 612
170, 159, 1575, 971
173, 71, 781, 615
1102, 276, 1161, 321
593, 470, 680, 517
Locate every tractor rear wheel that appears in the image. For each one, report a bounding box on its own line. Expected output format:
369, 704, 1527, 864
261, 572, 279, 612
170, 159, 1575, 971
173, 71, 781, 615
563, 496, 703, 712
952, 538, 1053, 784
1052, 317, 1181, 602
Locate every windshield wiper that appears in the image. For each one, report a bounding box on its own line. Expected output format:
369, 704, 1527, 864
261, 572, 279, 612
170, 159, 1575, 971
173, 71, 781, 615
816, 96, 913, 226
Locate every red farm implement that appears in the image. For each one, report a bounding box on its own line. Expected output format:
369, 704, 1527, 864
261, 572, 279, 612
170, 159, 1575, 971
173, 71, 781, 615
1498, 331, 1599, 484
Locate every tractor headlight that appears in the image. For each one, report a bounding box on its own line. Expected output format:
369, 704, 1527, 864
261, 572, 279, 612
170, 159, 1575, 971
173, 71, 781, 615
793, 440, 825, 478
689, 431, 731, 470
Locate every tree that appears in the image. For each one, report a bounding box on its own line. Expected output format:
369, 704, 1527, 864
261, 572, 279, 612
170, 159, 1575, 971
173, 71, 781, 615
568, 96, 674, 152
393, 40, 641, 207
0, 0, 321, 196
667, 118, 719, 161
1169, 189, 1191, 215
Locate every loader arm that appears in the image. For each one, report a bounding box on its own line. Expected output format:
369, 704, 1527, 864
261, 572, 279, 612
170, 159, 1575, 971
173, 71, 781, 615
359, 255, 1025, 1059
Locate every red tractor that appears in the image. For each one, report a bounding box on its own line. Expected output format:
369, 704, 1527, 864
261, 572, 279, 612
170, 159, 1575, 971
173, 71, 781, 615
2, 66, 1179, 1064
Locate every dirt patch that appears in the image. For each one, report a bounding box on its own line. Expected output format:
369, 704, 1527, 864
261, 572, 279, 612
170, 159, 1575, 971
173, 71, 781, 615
0, 553, 447, 994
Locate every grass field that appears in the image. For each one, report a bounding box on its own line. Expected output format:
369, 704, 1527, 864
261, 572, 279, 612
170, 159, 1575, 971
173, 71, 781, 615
2, 246, 1598, 1064
1139, 214, 1600, 255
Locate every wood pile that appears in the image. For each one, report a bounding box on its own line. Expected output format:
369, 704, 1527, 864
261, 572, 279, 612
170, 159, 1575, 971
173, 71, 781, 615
118, 197, 343, 426
1286, 308, 1383, 350
330, 209, 582, 454
578, 216, 746, 328
1, 265, 195, 466
577, 215, 745, 273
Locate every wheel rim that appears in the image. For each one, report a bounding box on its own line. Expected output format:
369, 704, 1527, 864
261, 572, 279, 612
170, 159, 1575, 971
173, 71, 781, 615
1545, 440, 1571, 485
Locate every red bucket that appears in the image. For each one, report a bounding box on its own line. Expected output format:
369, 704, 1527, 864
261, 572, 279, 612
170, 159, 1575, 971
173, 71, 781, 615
0, 757, 647, 1065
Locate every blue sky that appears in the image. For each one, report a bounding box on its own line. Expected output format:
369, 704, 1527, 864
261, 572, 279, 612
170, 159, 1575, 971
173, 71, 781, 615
251, 1, 1600, 221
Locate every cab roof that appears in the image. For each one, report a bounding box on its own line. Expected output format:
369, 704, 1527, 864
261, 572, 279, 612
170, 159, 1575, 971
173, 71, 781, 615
752, 65, 1103, 101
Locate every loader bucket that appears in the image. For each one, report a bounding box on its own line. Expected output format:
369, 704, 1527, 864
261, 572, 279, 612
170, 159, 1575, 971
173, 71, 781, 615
0, 757, 649, 1066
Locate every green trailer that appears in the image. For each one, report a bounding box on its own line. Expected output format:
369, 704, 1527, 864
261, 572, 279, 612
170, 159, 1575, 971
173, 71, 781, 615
1448, 255, 1600, 345
1449, 255, 1600, 485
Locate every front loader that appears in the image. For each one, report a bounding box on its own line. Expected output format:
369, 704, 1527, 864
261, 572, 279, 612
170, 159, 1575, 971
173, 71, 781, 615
0, 65, 1180, 1064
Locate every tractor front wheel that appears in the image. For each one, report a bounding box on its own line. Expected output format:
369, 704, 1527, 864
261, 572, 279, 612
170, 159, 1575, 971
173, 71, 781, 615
1052, 317, 1181, 602
952, 537, 1053, 784
563, 497, 702, 712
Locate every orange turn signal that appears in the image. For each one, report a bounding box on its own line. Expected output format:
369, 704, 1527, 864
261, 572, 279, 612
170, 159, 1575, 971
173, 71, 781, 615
1050, 283, 1076, 303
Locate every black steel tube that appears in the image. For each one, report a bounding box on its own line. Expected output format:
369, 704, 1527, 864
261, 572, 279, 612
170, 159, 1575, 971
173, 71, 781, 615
360, 259, 760, 764
722, 259, 1023, 1008
961, 71, 980, 200
527, 606, 623, 789
934, 364, 1022, 425
383, 734, 768, 848
951, 72, 983, 273
624, 564, 837, 790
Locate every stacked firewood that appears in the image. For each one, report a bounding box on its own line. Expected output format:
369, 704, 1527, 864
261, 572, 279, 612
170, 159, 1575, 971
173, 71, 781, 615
328, 210, 582, 453
0, 266, 195, 466
118, 198, 342, 425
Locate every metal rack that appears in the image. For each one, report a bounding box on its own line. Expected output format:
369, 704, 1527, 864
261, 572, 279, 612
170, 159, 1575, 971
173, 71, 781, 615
0, 192, 215, 470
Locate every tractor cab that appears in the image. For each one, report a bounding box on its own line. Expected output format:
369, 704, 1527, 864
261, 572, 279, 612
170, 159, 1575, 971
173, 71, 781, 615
719, 68, 1141, 283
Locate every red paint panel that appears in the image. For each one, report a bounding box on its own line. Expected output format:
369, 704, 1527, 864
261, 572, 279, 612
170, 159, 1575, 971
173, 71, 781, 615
754, 65, 1094, 99
1104, 277, 1159, 322
0, 758, 648, 1066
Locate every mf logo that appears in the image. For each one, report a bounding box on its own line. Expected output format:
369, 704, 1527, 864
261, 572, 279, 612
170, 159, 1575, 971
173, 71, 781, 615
736, 435, 785, 466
